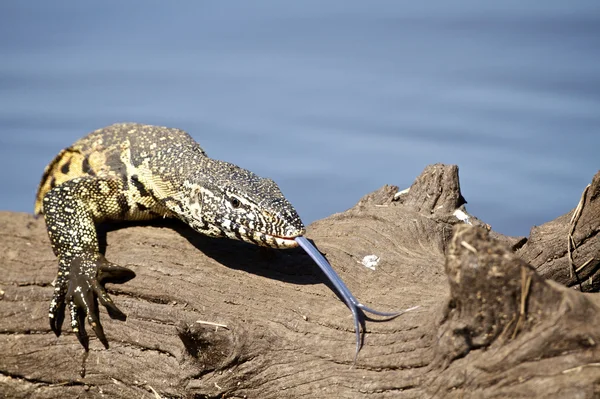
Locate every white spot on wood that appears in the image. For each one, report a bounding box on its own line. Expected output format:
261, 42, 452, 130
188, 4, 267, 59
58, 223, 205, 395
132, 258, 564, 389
393, 188, 410, 200
453, 209, 472, 225
361, 255, 380, 270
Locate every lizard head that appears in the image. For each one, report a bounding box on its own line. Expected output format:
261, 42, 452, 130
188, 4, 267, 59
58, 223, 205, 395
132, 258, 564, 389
182, 161, 306, 248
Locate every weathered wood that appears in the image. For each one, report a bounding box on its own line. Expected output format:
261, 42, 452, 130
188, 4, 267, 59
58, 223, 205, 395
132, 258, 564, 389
1, 165, 599, 398
519, 171, 600, 291
431, 225, 600, 398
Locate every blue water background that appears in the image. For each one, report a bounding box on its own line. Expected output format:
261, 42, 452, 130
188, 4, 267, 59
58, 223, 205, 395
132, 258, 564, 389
1, 1, 599, 237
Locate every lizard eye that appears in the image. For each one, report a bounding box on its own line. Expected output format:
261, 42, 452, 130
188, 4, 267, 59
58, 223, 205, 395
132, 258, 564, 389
230, 197, 241, 209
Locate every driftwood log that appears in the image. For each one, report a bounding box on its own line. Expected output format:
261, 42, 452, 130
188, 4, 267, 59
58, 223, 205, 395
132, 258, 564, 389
1, 164, 599, 398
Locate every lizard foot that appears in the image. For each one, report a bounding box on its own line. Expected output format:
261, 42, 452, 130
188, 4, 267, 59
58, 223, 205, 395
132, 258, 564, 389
49, 255, 136, 350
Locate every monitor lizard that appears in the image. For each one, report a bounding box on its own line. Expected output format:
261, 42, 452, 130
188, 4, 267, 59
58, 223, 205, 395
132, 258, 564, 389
34, 123, 305, 350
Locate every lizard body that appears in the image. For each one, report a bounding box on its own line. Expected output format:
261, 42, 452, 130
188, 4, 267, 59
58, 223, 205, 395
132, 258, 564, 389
35, 123, 305, 349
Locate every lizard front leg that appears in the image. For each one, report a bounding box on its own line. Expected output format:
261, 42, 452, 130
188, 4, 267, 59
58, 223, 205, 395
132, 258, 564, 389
42, 176, 135, 349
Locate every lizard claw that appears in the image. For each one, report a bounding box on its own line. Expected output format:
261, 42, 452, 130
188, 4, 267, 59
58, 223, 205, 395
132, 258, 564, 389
69, 299, 90, 350
49, 284, 67, 338
67, 270, 110, 349
49, 256, 134, 349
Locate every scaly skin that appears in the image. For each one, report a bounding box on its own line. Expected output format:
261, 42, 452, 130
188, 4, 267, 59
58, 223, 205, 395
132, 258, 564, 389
35, 123, 305, 349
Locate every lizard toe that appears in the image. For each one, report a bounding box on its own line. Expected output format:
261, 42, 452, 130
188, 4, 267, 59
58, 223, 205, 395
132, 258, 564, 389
90, 277, 127, 321
68, 299, 90, 351
65, 257, 125, 349
97, 259, 136, 285
49, 285, 67, 337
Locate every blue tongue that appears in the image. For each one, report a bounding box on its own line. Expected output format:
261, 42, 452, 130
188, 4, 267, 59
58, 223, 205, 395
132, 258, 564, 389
295, 236, 418, 361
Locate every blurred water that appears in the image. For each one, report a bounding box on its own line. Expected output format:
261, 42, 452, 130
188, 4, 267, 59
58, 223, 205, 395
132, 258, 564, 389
0, 1, 598, 237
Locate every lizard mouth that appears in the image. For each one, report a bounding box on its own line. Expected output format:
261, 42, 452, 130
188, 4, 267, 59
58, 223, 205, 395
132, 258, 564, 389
222, 219, 304, 248
255, 232, 300, 248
